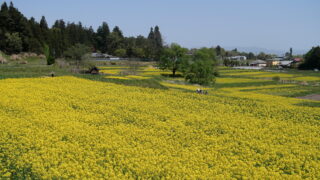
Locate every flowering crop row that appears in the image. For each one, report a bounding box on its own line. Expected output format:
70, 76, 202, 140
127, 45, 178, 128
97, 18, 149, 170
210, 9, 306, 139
220, 68, 320, 82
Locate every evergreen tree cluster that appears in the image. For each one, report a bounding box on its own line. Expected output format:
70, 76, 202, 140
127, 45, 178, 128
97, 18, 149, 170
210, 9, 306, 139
0, 2, 163, 60
147, 26, 163, 60
299, 46, 320, 70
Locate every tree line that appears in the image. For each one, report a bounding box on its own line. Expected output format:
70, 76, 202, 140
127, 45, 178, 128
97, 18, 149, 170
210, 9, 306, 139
0, 2, 163, 60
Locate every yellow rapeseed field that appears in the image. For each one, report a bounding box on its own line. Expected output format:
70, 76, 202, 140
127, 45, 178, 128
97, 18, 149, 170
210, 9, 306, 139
0, 76, 319, 179
100, 69, 122, 75
220, 68, 320, 82
216, 77, 271, 84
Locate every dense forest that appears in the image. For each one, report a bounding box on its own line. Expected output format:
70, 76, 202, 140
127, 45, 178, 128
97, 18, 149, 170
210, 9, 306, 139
0, 2, 163, 59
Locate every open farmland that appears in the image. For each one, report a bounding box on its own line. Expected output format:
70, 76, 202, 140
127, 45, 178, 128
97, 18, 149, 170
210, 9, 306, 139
0, 65, 320, 179
0, 0, 319, 179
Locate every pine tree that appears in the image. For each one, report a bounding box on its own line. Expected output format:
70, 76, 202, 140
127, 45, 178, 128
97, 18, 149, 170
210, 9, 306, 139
146, 27, 156, 59
0, 2, 9, 50
28, 17, 44, 53
112, 26, 123, 38
0, 2, 9, 27
40, 16, 49, 43
7, 2, 32, 52
40, 16, 48, 30
0, 2, 8, 11
147, 27, 154, 40
153, 26, 163, 60
87, 26, 96, 50
154, 26, 163, 49
96, 22, 110, 53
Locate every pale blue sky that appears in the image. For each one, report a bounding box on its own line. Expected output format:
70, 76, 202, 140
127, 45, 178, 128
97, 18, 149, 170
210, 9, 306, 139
2, 0, 320, 54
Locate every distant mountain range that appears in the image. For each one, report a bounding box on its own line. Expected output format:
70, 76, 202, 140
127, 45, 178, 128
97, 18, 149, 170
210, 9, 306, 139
224, 46, 308, 56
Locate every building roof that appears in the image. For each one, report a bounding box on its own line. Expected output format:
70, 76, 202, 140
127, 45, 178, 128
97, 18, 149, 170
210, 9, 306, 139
266, 59, 280, 61
280, 60, 293, 66
294, 58, 303, 62
251, 60, 266, 64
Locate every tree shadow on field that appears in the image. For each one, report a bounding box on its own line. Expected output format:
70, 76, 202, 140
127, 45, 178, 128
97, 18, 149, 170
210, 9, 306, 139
160, 74, 184, 78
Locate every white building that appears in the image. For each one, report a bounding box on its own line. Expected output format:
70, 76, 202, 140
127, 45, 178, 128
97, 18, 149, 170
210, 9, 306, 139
250, 60, 267, 67
227, 56, 247, 61
91, 53, 120, 60
279, 60, 293, 67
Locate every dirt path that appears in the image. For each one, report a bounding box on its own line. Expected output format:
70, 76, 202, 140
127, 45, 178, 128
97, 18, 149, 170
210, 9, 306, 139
297, 94, 320, 101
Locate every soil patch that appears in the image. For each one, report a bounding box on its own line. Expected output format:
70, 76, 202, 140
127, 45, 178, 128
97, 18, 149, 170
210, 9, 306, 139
297, 94, 320, 101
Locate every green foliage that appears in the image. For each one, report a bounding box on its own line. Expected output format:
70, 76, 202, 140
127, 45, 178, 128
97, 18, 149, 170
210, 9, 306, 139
248, 52, 255, 59
114, 48, 126, 57
64, 44, 90, 67
158, 43, 188, 76
185, 59, 215, 85
299, 46, 320, 70
5, 32, 22, 54
43, 44, 55, 65
223, 59, 248, 67
65, 43, 90, 60
193, 47, 216, 62
43, 44, 50, 59
108, 28, 125, 55
132, 48, 145, 58
184, 48, 217, 85
147, 26, 163, 60
215, 45, 222, 56
257, 52, 266, 60
96, 22, 110, 53
0, 2, 164, 60
40, 16, 48, 30
159, 45, 217, 85
27, 38, 43, 54
112, 26, 123, 38
0, 2, 45, 54
47, 56, 55, 65
272, 76, 281, 81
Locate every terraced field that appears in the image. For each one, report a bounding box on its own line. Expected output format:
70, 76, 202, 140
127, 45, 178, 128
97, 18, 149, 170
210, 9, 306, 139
0, 66, 319, 179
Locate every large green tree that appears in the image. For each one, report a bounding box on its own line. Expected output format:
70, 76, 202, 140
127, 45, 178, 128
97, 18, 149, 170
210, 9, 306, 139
159, 43, 188, 77
64, 43, 90, 68
184, 48, 217, 85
